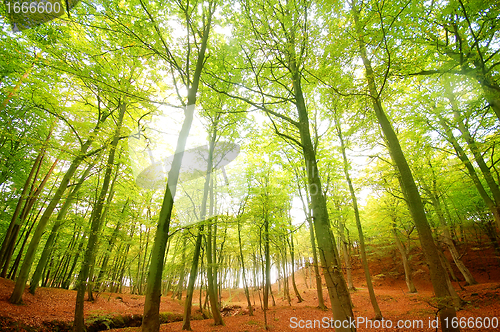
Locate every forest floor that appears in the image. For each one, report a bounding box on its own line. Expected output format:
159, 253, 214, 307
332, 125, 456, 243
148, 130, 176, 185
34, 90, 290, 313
1, 242, 500, 331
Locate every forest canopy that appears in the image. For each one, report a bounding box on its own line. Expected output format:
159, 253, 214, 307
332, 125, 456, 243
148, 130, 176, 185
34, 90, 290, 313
0, 1, 499, 332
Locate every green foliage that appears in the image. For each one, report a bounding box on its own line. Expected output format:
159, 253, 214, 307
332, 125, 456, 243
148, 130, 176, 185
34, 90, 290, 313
1, 0, 499, 323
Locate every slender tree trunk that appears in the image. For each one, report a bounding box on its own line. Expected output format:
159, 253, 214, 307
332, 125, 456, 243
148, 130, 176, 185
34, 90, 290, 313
445, 81, 500, 207
62, 230, 87, 289
0, 133, 48, 268
206, 220, 223, 324
0, 157, 46, 275
293, 75, 354, 328
424, 176, 478, 286
263, 212, 271, 314
142, 5, 213, 328
95, 198, 129, 292
237, 205, 254, 315
7, 207, 39, 280
182, 122, 221, 329
289, 229, 304, 303
438, 116, 500, 230
391, 223, 417, 293
442, 226, 476, 285
302, 257, 309, 289
205, 130, 224, 326
140, 228, 151, 294
181, 225, 204, 330
205, 142, 223, 325
439, 247, 459, 282
52, 225, 79, 288
9, 118, 104, 304
339, 219, 355, 291
437, 250, 463, 309
282, 250, 291, 306
73, 101, 126, 332
336, 117, 382, 319
30, 162, 94, 294
113, 224, 134, 293
175, 235, 187, 300
350, 3, 458, 329
307, 217, 326, 309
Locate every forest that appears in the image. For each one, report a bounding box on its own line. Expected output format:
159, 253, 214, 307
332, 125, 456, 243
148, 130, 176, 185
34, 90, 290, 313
1, 0, 500, 331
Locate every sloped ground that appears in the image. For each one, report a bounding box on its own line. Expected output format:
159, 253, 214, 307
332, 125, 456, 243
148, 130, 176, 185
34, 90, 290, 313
0, 243, 499, 331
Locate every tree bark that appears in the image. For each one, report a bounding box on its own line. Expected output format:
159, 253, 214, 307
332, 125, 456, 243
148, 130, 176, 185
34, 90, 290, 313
445, 81, 500, 208
182, 119, 221, 329
350, 2, 458, 330
204, 127, 224, 326
438, 116, 500, 229
62, 229, 87, 289
10, 118, 103, 304
391, 222, 417, 293
0, 129, 51, 268
141, 3, 213, 329
181, 226, 204, 330
289, 228, 304, 303
336, 118, 382, 319
237, 211, 253, 315
338, 219, 355, 291
293, 71, 354, 329
442, 226, 476, 285
30, 162, 94, 294
95, 198, 129, 292
175, 235, 187, 300
73, 100, 126, 332
424, 175, 478, 286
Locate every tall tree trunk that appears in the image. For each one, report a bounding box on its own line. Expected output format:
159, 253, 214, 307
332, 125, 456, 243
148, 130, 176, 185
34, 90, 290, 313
441, 226, 476, 285
112, 223, 134, 293
7, 206, 39, 280
0, 130, 50, 268
293, 73, 354, 329
237, 211, 253, 315
95, 198, 129, 292
0, 157, 44, 275
282, 249, 291, 306
204, 126, 224, 326
141, 4, 213, 328
62, 229, 87, 289
73, 101, 126, 332
206, 220, 223, 324
10, 126, 101, 304
30, 162, 94, 294
350, 3, 458, 330
289, 227, 304, 303
2, 156, 59, 278
391, 222, 417, 293
445, 81, 500, 208
175, 235, 187, 300
182, 121, 222, 329
181, 226, 204, 330
339, 219, 355, 291
423, 173, 478, 286
52, 224, 80, 288
140, 228, 151, 294
438, 116, 500, 229
336, 116, 382, 319
263, 208, 271, 314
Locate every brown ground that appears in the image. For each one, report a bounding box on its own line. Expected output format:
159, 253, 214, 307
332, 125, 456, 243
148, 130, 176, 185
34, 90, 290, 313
1, 242, 500, 331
